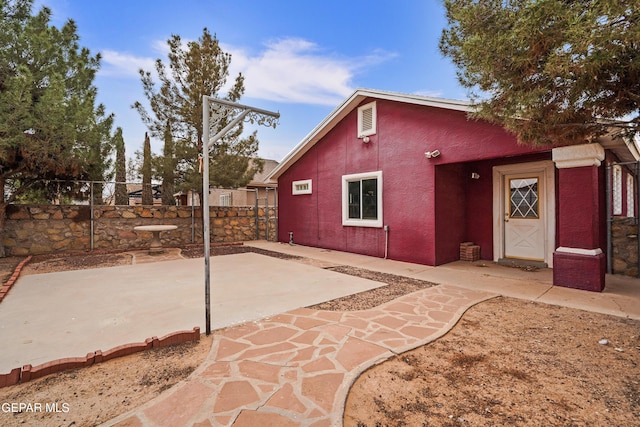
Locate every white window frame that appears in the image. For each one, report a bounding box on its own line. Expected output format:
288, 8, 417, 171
219, 194, 231, 206
357, 101, 377, 137
292, 179, 312, 195
613, 165, 622, 215
627, 173, 635, 218
342, 171, 383, 228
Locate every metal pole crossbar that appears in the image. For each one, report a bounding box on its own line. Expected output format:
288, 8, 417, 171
202, 95, 279, 335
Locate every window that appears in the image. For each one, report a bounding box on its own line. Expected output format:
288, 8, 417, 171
357, 101, 376, 137
342, 171, 383, 227
219, 194, 231, 206
613, 165, 622, 215
292, 179, 312, 195
627, 174, 635, 218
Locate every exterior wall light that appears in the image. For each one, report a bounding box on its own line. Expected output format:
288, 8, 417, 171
424, 150, 440, 158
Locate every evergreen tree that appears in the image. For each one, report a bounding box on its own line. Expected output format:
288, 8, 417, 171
0, 0, 113, 256
134, 28, 262, 202
141, 132, 153, 205
161, 121, 176, 205
114, 127, 128, 205
440, 0, 639, 145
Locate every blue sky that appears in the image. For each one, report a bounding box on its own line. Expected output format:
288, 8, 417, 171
36, 0, 467, 163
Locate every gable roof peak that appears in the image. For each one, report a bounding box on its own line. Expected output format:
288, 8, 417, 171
350, 88, 472, 110
266, 88, 472, 182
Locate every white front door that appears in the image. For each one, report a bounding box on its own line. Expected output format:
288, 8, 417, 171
492, 161, 555, 266
504, 173, 545, 261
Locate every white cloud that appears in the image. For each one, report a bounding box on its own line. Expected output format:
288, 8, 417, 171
235, 38, 395, 106
99, 50, 156, 78
100, 37, 396, 106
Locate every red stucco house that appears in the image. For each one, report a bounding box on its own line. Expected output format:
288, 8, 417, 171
266, 89, 638, 291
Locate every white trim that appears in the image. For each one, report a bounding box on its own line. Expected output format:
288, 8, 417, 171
342, 171, 383, 228
613, 165, 622, 215
292, 179, 312, 195
552, 143, 605, 169
556, 247, 603, 256
627, 173, 635, 217
493, 161, 556, 267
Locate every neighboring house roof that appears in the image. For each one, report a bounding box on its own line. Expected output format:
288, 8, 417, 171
249, 159, 279, 188
265, 88, 472, 182
127, 184, 162, 199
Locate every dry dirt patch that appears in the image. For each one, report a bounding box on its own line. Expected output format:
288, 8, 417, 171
344, 297, 640, 427
0, 334, 213, 427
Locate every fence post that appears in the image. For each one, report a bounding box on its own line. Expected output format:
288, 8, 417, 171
254, 188, 259, 240
90, 181, 95, 251
274, 187, 278, 242
636, 161, 640, 278
265, 188, 269, 241
191, 190, 195, 244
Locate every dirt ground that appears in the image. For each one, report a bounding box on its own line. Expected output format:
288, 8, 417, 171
345, 297, 640, 427
1, 246, 639, 426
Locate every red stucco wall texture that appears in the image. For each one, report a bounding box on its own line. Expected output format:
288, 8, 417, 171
557, 166, 607, 250
278, 98, 552, 265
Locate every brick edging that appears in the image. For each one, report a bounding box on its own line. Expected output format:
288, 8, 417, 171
0, 327, 200, 388
0, 255, 32, 303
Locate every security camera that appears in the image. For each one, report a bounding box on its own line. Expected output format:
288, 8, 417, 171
425, 149, 440, 158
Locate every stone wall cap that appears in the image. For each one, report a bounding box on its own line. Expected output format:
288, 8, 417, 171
133, 225, 178, 231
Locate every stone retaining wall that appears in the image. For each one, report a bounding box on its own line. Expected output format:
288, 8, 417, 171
611, 216, 639, 277
2, 205, 277, 256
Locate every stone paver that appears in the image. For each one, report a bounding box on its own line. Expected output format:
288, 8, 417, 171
104, 285, 493, 426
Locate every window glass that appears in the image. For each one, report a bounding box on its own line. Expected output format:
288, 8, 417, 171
509, 178, 539, 218
348, 181, 360, 219
361, 178, 378, 219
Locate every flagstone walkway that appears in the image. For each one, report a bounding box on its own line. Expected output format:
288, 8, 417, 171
105, 284, 494, 426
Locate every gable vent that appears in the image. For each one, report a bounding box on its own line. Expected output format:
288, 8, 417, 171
358, 101, 376, 137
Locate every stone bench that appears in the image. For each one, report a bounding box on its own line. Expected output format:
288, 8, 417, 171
133, 225, 178, 254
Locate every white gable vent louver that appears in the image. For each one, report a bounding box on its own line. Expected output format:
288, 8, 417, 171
358, 101, 376, 138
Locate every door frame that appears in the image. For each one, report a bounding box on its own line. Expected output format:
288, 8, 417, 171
493, 161, 556, 267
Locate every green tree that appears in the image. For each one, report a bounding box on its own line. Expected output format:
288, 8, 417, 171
161, 120, 176, 205
141, 132, 153, 205
134, 28, 263, 202
0, 0, 113, 256
114, 127, 128, 205
440, 0, 639, 145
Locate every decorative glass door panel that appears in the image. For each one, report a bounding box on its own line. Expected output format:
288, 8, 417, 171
509, 178, 539, 219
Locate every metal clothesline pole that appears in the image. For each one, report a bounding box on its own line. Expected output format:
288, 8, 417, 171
202, 95, 279, 335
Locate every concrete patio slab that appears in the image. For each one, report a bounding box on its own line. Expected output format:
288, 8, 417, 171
246, 241, 640, 320
0, 252, 385, 373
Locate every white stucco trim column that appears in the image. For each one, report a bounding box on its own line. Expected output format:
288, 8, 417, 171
552, 143, 605, 169
556, 247, 603, 256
